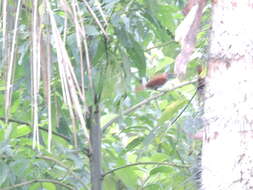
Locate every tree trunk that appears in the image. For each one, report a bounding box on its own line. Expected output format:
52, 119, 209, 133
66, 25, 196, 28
202, 1, 253, 190
89, 105, 102, 190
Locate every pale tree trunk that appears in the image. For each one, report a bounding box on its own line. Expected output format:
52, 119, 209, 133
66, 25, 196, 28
202, 1, 253, 190
89, 105, 102, 190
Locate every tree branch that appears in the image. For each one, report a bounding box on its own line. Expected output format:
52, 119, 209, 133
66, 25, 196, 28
170, 88, 198, 126
102, 79, 198, 133
1, 179, 74, 190
145, 40, 174, 52
0, 117, 70, 142
102, 161, 190, 178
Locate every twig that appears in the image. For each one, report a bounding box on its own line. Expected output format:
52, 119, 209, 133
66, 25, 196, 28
145, 40, 174, 52
168, 81, 205, 127
102, 79, 198, 133
81, 0, 109, 39
0, 117, 70, 142
170, 88, 198, 126
102, 161, 190, 178
0, 179, 74, 190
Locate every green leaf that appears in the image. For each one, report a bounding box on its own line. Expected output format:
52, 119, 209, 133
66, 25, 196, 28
11, 125, 31, 138
104, 177, 116, 190
42, 182, 56, 190
0, 86, 5, 91
142, 127, 160, 147
101, 113, 118, 127
150, 57, 174, 76
159, 99, 187, 123
91, 38, 106, 65
142, 9, 170, 42
125, 137, 144, 152
116, 167, 138, 188
155, 5, 179, 32
115, 27, 146, 77
0, 128, 4, 141
0, 161, 9, 186
10, 158, 30, 177
150, 166, 173, 176
150, 153, 168, 162
144, 184, 161, 190
86, 25, 100, 36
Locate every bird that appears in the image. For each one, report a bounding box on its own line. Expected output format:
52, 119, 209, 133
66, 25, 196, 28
136, 72, 176, 91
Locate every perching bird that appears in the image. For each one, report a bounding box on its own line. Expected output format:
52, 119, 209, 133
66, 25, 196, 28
136, 72, 176, 91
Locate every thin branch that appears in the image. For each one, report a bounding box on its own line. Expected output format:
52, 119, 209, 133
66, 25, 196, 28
2, 0, 8, 76
0, 117, 70, 142
102, 161, 190, 178
145, 40, 174, 52
36, 155, 87, 187
102, 78, 198, 133
170, 88, 198, 126
5, 0, 22, 121
1, 179, 74, 190
81, 0, 109, 39
168, 81, 205, 127
94, 0, 109, 26
0, 117, 30, 125
46, 0, 89, 140
31, 0, 41, 150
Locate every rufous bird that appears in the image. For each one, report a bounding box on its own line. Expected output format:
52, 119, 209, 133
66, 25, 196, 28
136, 72, 176, 91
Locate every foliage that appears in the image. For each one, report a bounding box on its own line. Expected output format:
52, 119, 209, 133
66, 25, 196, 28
0, 0, 206, 189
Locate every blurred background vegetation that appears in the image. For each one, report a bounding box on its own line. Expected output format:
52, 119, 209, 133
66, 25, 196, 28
0, 0, 208, 189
